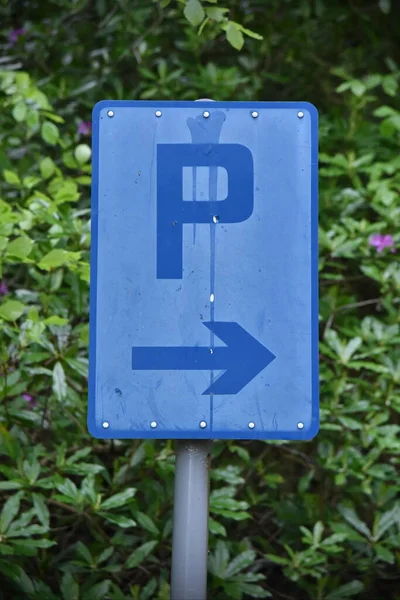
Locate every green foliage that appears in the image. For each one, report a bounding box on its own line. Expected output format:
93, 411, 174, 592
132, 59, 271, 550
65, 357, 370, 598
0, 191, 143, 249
0, 1, 399, 599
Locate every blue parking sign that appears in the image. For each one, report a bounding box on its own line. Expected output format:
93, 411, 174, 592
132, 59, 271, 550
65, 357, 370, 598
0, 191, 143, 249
88, 100, 319, 440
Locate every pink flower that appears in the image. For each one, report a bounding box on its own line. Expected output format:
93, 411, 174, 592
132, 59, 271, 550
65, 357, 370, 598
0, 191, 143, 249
369, 234, 395, 253
0, 281, 8, 296
8, 28, 26, 44
22, 393, 37, 408
77, 121, 92, 135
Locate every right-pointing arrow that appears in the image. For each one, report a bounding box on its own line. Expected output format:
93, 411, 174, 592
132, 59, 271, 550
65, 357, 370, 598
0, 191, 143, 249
132, 321, 275, 395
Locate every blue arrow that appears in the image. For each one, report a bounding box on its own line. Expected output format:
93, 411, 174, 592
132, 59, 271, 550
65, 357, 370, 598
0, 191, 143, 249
132, 322, 275, 395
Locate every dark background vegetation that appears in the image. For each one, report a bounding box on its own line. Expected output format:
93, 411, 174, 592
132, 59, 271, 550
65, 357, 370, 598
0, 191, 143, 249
0, 1, 399, 599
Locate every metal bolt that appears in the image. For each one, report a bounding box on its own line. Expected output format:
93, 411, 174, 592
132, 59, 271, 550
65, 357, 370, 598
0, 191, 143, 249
150, 421, 157, 428
203, 111, 210, 118
209, 348, 214, 354
102, 421, 109, 429
251, 111, 259, 118
210, 294, 215, 303
297, 111, 304, 118
212, 215, 219, 223
248, 421, 255, 429
200, 421, 207, 428
155, 110, 162, 117
107, 110, 114, 118
297, 422, 304, 429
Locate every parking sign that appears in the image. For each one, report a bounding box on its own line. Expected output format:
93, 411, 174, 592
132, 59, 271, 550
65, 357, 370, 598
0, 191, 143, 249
88, 100, 319, 440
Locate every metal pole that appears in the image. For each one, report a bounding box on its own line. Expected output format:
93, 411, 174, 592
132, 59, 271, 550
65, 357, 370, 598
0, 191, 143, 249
170, 440, 212, 600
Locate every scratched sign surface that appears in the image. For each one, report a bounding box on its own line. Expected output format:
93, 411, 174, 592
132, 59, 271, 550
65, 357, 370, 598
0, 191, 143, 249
88, 100, 319, 440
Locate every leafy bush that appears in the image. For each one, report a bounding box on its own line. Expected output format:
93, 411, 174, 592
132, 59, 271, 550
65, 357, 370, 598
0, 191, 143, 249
0, 1, 399, 599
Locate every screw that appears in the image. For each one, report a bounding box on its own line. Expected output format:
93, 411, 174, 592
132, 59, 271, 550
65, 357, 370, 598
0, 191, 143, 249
297, 422, 304, 429
248, 422, 255, 429
150, 421, 157, 428
297, 111, 304, 118
251, 111, 259, 118
212, 215, 219, 223
203, 111, 210, 118
155, 110, 162, 117
107, 110, 114, 118
210, 293, 215, 302
200, 421, 207, 428
102, 421, 109, 429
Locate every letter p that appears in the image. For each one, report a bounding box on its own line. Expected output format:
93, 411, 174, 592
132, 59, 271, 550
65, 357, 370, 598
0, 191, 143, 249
157, 143, 254, 279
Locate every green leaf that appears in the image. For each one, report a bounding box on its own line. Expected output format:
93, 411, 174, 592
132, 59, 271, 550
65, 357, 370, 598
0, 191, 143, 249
184, 0, 205, 26
350, 80, 366, 97
341, 337, 362, 362
226, 22, 244, 50
382, 75, 398, 96
83, 580, 112, 600
53, 362, 67, 401
100, 513, 137, 528
374, 544, 394, 563
313, 521, 324, 545
23, 458, 41, 484
233, 22, 263, 40
205, 6, 229, 21
74, 144, 92, 164
12, 102, 27, 122
40, 157, 56, 179
338, 506, 371, 539
3, 170, 21, 185
32, 494, 50, 529
326, 580, 364, 599
101, 488, 136, 510
125, 540, 158, 568
0, 481, 23, 490
75, 541, 93, 564
373, 505, 400, 541
209, 517, 227, 536
6, 237, 33, 259
0, 492, 22, 534
56, 479, 79, 500
44, 316, 69, 326
224, 549, 256, 577
136, 511, 160, 536
61, 571, 79, 600
0, 559, 21, 579
209, 540, 229, 576
97, 546, 114, 565
38, 249, 68, 270
265, 553, 291, 566
0, 300, 25, 321
379, 0, 391, 14
41, 121, 60, 145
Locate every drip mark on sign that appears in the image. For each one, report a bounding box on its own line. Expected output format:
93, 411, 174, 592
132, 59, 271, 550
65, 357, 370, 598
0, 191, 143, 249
272, 413, 278, 431
186, 110, 227, 431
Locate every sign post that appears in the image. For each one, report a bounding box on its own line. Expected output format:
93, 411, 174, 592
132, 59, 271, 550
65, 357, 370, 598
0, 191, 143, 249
170, 440, 212, 600
88, 99, 319, 599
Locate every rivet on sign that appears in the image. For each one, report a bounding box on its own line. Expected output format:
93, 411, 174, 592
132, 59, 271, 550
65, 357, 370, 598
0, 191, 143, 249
150, 421, 157, 428
297, 111, 304, 118
102, 421, 109, 429
297, 422, 304, 429
155, 110, 162, 117
210, 294, 215, 303
107, 110, 114, 118
203, 111, 210, 118
248, 422, 255, 429
212, 215, 219, 223
251, 111, 259, 118
200, 421, 207, 428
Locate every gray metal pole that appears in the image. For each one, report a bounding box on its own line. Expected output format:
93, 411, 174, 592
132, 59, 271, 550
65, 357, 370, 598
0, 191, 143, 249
170, 440, 212, 600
